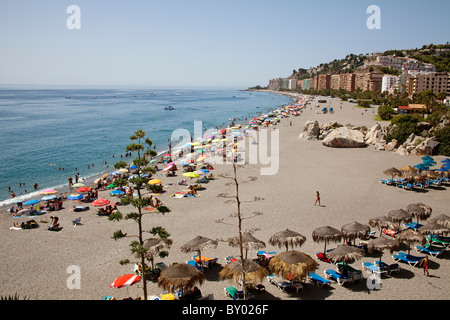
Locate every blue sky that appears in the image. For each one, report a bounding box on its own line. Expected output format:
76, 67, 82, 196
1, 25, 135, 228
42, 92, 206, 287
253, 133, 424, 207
0, 0, 449, 88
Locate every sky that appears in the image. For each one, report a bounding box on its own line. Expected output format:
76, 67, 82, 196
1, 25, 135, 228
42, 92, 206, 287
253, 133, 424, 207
0, 0, 449, 89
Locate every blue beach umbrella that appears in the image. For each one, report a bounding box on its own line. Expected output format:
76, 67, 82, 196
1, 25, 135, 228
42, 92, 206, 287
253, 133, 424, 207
24, 199, 40, 206
41, 195, 57, 201
441, 158, 450, 164
414, 163, 428, 171
110, 190, 125, 196
68, 194, 83, 200
200, 169, 210, 174
436, 167, 448, 172
421, 156, 434, 161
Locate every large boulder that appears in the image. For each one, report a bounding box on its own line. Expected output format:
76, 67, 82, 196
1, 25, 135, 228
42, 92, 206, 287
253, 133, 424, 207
322, 127, 367, 148
364, 123, 382, 145
298, 120, 320, 140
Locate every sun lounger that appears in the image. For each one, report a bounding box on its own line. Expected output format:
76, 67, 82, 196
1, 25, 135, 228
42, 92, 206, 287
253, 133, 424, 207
225, 256, 237, 263
316, 252, 332, 263
404, 222, 423, 231
309, 272, 331, 288
324, 269, 353, 286
362, 262, 387, 277
186, 260, 203, 271
398, 183, 412, 190
224, 286, 244, 300
427, 235, 450, 247
336, 262, 363, 282
415, 245, 443, 257
379, 179, 390, 185
193, 255, 218, 268
392, 252, 424, 267
267, 275, 292, 291
374, 261, 401, 274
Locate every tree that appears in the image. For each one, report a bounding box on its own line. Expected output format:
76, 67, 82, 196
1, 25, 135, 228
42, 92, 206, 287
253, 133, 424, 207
109, 129, 171, 300
216, 163, 264, 300
378, 105, 396, 120
434, 127, 450, 156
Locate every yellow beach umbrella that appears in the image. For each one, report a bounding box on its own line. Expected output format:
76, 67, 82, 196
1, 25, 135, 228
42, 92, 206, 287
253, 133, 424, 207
148, 179, 162, 185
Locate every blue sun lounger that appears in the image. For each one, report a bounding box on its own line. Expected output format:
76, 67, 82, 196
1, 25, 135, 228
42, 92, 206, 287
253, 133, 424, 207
362, 262, 387, 277
404, 222, 423, 231
415, 245, 443, 257
324, 269, 353, 286
374, 261, 401, 274
309, 272, 331, 288
392, 252, 424, 267
186, 260, 203, 271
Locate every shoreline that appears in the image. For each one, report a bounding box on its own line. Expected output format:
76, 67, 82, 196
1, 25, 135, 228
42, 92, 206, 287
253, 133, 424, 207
0, 90, 295, 209
1, 91, 449, 300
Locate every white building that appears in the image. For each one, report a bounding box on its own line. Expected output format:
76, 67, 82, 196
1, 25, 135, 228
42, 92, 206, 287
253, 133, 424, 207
381, 75, 399, 93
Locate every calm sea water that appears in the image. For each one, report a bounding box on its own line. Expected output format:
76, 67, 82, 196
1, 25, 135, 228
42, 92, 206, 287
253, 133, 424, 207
0, 87, 292, 205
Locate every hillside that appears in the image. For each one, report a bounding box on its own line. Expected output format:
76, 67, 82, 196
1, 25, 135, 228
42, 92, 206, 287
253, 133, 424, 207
291, 43, 450, 79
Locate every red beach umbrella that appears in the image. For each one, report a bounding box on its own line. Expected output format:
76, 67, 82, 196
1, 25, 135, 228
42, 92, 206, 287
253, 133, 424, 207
76, 186, 91, 193
92, 198, 110, 207
110, 274, 141, 288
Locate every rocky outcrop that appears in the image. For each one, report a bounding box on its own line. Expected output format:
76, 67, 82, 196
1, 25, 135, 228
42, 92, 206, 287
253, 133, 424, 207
322, 127, 367, 148
298, 120, 320, 140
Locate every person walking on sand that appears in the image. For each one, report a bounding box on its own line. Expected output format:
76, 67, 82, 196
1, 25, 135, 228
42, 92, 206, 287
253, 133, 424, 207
314, 191, 320, 206
420, 255, 430, 276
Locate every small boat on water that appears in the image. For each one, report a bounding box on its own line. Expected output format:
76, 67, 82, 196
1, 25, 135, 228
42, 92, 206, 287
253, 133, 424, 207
164, 106, 175, 110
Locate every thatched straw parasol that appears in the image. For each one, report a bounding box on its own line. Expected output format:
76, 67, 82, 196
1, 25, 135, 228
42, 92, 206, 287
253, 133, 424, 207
341, 221, 370, 244
219, 259, 269, 285
366, 236, 398, 263
326, 245, 365, 264
312, 226, 342, 254
368, 216, 395, 236
429, 214, 450, 228
418, 222, 450, 244
406, 203, 432, 223
269, 229, 306, 251
157, 263, 205, 292
141, 238, 173, 269
400, 165, 418, 173
387, 209, 412, 227
180, 235, 218, 264
383, 167, 401, 179
395, 229, 426, 255
228, 232, 266, 259
269, 250, 319, 282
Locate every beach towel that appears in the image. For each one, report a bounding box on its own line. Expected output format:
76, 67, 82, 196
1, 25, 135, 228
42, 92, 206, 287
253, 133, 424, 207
9, 227, 22, 231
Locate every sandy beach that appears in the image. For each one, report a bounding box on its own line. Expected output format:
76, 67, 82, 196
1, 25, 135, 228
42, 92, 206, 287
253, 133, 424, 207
1, 93, 449, 301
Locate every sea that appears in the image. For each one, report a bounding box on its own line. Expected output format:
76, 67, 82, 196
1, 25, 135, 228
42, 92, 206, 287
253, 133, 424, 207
0, 87, 293, 206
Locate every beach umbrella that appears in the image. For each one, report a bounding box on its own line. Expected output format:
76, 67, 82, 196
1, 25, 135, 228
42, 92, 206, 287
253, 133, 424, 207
429, 214, 450, 228
41, 195, 57, 201
413, 163, 428, 171
111, 274, 141, 288
228, 232, 266, 259
157, 263, 205, 293
368, 216, 395, 236
269, 250, 319, 282
387, 209, 412, 227
72, 183, 85, 188
92, 198, 110, 207
24, 199, 40, 206
400, 165, 418, 173
219, 259, 269, 285
326, 244, 365, 265
421, 156, 434, 161
106, 183, 116, 189
180, 235, 218, 265
406, 203, 432, 223
67, 194, 83, 200
76, 186, 91, 193
110, 190, 125, 196
40, 189, 58, 195
383, 167, 401, 179
141, 238, 173, 269
182, 172, 200, 180
418, 222, 450, 244
148, 179, 162, 185
395, 229, 426, 255
16, 208, 31, 215
340, 221, 370, 244
268, 229, 306, 251
366, 236, 398, 264
312, 226, 342, 254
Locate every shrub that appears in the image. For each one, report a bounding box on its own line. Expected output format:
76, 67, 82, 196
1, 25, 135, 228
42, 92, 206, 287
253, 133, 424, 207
378, 105, 396, 120
385, 115, 422, 145
434, 127, 450, 156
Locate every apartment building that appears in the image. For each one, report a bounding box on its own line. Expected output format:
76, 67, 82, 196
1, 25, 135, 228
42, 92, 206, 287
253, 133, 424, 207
406, 72, 449, 96
355, 72, 383, 92
381, 75, 399, 93
313, 74, 331, 90
330, 75, 340, 90
339, 73, 356, 92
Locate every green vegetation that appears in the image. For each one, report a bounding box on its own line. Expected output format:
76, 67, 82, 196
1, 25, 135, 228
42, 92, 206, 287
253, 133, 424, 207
434, 127, 450, 156
377, 105, 396, 120
109, 129, 171, 300
385, 115, 422, 145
